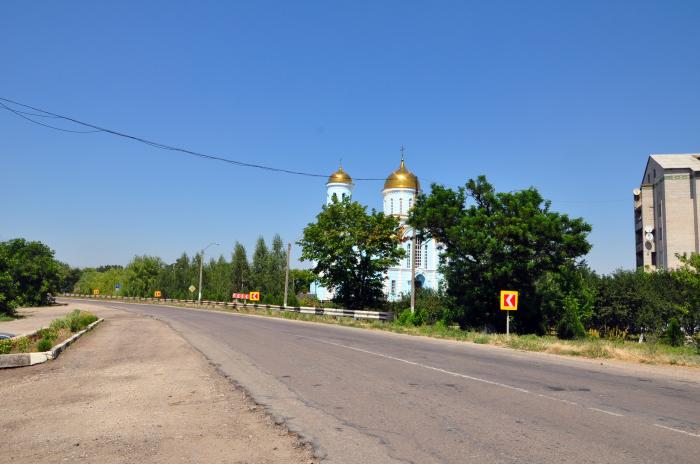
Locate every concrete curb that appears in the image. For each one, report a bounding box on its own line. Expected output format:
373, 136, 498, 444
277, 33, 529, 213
0, 318, 104, 369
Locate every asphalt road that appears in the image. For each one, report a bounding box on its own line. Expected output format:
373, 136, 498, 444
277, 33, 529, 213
69, 300, 700, 463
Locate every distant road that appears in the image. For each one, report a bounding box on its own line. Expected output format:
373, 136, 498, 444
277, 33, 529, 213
66, 299, 700, 463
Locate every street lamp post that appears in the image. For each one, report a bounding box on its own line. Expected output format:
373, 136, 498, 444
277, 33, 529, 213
198, 242, 219, 304
410, 182, 419, 313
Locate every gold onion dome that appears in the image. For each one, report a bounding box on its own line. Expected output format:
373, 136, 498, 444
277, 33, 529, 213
384, 158, 419, 190
327, 165, 353, 185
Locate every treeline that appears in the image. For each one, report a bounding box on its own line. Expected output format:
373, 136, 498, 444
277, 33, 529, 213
390, 261, 700, 342
74, 235, 317, 305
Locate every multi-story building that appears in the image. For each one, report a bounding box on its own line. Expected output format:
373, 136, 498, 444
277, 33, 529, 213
310, 158, 442, 302
635, 154, 700, 270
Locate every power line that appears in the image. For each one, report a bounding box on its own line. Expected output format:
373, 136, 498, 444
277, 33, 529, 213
0, 96, 631, 205
0, 102, 101, 134
0, 96, 386, 180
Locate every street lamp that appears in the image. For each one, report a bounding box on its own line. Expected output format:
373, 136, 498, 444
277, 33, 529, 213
198, 242, 219, 304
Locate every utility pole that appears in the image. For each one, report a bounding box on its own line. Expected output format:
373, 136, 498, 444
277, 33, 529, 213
198, 242, 219, 304
410, 226, 417, 313
408, 145, 418, 314
283, 242, 291, 307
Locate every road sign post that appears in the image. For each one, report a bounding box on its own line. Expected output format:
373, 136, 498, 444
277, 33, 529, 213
500, 290, 519, 336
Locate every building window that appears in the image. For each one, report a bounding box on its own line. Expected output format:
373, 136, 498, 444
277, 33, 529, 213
399, 198, 403, 214
651, 252, 657, 266
390, 198, 394, 214
406, 242, 411, 267
409, 198, 413, 209
424, 243, 429, 267
391, 280, 396, 295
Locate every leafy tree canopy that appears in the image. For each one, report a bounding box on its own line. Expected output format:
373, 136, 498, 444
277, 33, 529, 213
0, 238, 64, 315
299, 197, 404, 309
409, 176, 592, 333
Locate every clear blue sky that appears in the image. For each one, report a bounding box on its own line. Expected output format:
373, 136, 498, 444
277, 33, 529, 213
2, 1, 699, 273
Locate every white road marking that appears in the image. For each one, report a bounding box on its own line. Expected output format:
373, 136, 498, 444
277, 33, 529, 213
653, 424, 700, 438
316, 339, 700, 440
318, 339, 531, 394
588, 407, 624, 417
537, 394, 579, 406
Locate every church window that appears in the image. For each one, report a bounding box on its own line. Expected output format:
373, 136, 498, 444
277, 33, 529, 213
406, 242, 411, 267
424, 243, 429, 267
399, 198, 403, 214
390, 198, 394, 214
391, 280, 396, 295
409, 198, 412, 209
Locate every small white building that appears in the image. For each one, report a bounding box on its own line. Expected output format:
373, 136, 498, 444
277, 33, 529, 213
310, 158, 442, 302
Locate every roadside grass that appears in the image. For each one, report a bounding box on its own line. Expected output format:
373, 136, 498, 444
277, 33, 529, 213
223, 305, 700, 367
70, 297, 700, 368
0, 309, 98, 354
0, 314, 17, 322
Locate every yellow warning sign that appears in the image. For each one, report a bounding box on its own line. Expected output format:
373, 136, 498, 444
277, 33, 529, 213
500, 290, 518, 311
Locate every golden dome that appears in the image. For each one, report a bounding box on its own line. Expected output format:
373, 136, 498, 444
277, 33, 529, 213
384, 158, 419, 190
327, 165, 353, 185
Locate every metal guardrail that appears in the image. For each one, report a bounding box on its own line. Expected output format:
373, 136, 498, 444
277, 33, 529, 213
61, 293, 395, 321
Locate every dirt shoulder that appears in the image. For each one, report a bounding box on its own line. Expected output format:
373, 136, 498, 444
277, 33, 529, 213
0, 307, 317, 464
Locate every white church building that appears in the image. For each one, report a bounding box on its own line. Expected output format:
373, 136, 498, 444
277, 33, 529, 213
310, 157, 442, 302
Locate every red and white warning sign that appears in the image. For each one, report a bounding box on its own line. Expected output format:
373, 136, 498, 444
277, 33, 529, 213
500, 290, 518, 311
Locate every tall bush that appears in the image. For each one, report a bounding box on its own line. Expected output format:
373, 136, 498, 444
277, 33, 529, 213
556, 296, 586, 340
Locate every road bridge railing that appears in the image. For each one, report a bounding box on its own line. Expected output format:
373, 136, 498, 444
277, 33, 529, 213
61, 293, 395, 321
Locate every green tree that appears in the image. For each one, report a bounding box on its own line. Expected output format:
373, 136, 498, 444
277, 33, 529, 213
205, 255, 232, 301
665, 317, 684, 347
266, 234, 287, 298
122, 255, 164, 297
57, 262, 83, 293
299, 197, 404, 309
556, 295, 587, 339
0, 239, 64, 314
231, 243, 250, 292
674, 253, 700, 335
409, 176, 592, 333
592, 269, 680, 336
0, 269, 18, 316
290, 269, 316, 295
536, 264, 596, 330
250, 237, 269, 293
